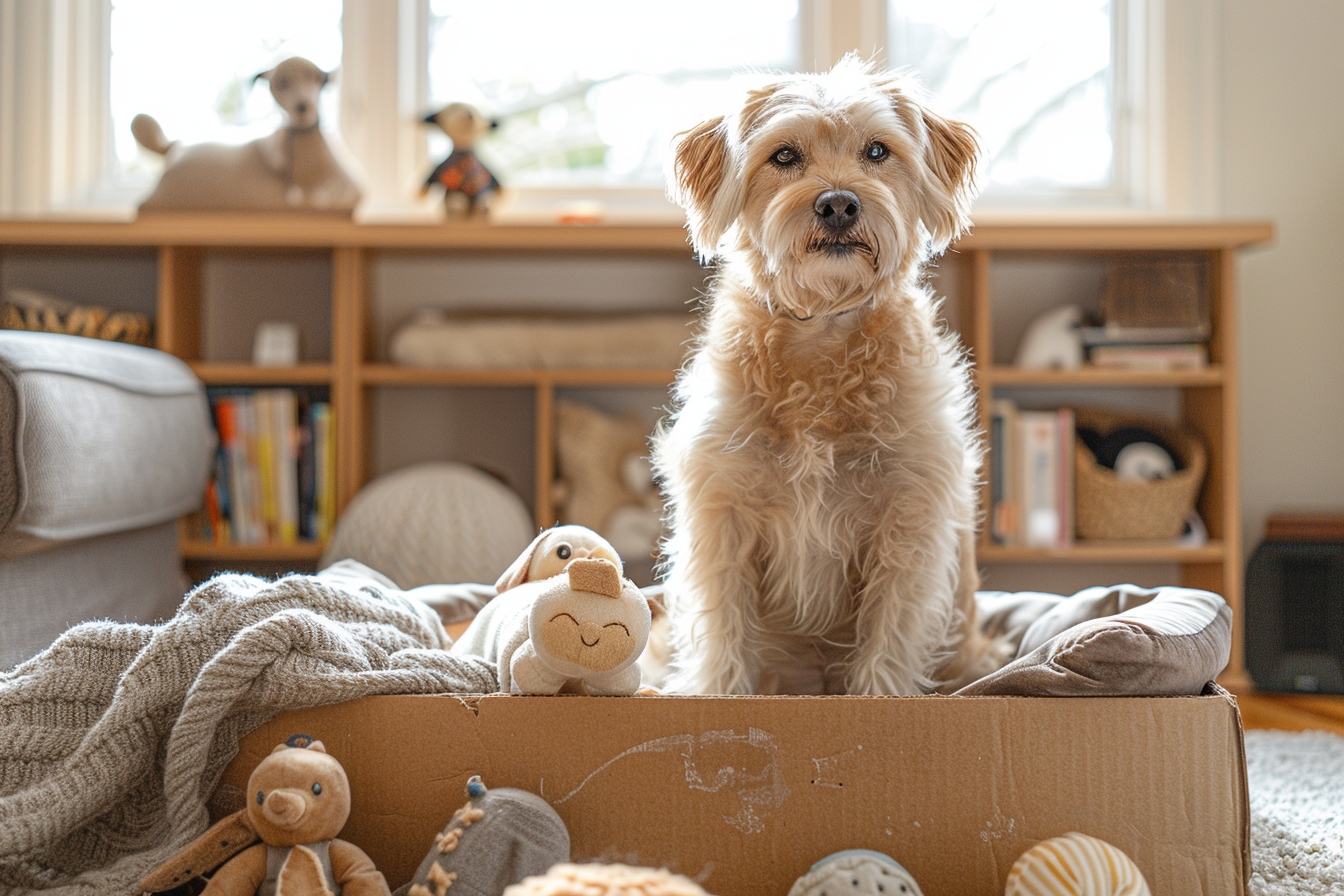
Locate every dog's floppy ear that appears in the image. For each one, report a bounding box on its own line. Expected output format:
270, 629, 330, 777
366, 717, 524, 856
495, 530, 550, 593
916, 105, 981, 251
670, 115, 742, 261
884, 80, 982, 253
252, 68, 273, 86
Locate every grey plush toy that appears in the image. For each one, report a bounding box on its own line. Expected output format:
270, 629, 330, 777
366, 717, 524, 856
450, 526, 650, 695
396, 777, 569, 896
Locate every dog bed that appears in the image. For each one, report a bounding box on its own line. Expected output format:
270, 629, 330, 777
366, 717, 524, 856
957, 583, 1232, 696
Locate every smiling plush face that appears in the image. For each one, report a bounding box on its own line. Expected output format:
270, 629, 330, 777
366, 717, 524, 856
529, 558, 651, 675
670, 55, 981, 321
246, 741, 350, 848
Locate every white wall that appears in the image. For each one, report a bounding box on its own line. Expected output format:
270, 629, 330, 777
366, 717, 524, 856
1221, 1, 1344, 551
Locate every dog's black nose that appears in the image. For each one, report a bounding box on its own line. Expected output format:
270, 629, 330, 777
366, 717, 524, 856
296, 102, 309, 115
814, 190, 861, 231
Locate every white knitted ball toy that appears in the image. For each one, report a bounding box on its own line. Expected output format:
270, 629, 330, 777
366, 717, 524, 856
320, 462, 535, 588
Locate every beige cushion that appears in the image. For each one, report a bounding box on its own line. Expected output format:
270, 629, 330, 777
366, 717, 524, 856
956, 584, 1232, 697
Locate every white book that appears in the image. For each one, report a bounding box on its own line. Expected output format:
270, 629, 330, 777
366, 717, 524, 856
1019, 410, 1060, 548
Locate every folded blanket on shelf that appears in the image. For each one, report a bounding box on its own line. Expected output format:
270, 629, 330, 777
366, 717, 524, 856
0, 561, 495, 896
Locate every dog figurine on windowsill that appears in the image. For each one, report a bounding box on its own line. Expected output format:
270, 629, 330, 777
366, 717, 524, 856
131, 56, 362, 216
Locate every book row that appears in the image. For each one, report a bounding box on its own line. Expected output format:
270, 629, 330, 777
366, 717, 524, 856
191, 388, 336, 545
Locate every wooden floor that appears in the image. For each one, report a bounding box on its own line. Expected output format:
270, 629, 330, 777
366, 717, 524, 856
1235, 691, 1344, 736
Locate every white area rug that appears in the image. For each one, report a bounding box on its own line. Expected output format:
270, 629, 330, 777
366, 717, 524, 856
1247, 729, 1344, 894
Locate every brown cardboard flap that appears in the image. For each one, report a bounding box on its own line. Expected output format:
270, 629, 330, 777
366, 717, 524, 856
223, 694, 1248, 896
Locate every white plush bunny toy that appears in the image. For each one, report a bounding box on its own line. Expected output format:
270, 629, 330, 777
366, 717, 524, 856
450, 526, 651, 695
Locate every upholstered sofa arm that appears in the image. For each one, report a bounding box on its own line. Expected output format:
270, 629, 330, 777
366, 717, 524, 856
0, 332, 214, 558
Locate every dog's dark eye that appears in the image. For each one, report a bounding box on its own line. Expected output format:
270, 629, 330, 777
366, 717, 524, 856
770, 147, 801, 167
256, 790, 264, 805
311, 782, 322, 796
865, 141, 889, 162
557, 544, 571, 560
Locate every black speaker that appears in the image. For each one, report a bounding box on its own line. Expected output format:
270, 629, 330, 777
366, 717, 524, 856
1245, 540, 1344, 693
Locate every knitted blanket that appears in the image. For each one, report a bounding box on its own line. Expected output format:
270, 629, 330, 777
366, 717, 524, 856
0, 562, 496, 895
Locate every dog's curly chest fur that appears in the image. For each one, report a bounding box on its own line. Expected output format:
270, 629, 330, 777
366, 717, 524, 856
709, 289, 941, 444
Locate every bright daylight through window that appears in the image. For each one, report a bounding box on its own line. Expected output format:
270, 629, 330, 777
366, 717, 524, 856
104, 0, 1128, 208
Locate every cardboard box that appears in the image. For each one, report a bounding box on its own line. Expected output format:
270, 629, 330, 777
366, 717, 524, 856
222, 689, 1249, 895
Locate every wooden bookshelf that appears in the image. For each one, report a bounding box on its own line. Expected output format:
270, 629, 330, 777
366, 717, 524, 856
179, 538, 327, 562
190, 362, 335, 385
0, 215, 1273, 683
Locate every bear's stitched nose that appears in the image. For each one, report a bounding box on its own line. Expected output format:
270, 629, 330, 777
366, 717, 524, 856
262, 790, 306, 827
814, 189, 862, 232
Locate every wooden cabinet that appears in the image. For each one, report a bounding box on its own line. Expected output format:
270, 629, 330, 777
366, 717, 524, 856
0, 214, 1271, 684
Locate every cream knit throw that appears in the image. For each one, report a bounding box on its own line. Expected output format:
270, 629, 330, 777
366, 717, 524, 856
0, 563, 496, 895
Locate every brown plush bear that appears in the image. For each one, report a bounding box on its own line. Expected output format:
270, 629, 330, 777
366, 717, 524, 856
141, 735, 389, 896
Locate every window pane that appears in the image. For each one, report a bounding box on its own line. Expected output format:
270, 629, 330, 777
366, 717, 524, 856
427, 0, 799, 188
888, 0, 1115, 192
110, 0, 343, 179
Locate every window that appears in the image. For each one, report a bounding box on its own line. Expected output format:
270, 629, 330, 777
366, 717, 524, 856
887, 0, 1142, 205
426, 0, 799, 189
2, 0, 1187, 217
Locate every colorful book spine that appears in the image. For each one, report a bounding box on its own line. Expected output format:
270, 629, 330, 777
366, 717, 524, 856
203, 388, 331, 546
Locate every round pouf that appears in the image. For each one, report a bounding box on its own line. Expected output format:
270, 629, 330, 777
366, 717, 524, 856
321, 462, 535, 588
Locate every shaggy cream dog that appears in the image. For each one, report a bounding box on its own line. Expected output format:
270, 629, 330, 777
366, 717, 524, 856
653, 57, 1002, 696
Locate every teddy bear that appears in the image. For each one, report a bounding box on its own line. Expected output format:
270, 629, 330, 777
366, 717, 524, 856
132, 57, 362, 215
419, 102, 500, 217
139, 735, 389, 896
450, 527, 650, 695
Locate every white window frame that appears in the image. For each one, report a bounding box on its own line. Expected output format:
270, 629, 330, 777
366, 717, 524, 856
0, 0, 1222, 219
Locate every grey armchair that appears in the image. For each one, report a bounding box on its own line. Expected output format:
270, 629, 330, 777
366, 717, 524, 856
0, 331, 214, 668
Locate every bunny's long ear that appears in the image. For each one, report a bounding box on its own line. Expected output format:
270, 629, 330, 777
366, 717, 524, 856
669, 114, 743, 261
495, 530, 550, 593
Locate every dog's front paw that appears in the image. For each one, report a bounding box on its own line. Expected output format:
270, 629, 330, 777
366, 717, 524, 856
663, 664, 755, 696
844, 662, 924, 697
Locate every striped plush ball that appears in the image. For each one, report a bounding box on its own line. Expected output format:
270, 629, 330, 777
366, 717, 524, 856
1005, 833, 1151, 896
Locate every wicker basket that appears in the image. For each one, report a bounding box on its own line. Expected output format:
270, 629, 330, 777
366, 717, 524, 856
1073, 409, 1206, 541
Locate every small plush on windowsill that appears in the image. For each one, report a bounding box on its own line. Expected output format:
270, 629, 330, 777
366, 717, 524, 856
419, 102, 500, 218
